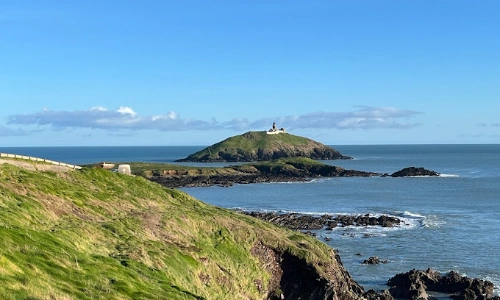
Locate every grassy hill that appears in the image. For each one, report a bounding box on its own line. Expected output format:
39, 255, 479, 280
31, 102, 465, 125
175, 131, 349, 162
0, 161, 363, 299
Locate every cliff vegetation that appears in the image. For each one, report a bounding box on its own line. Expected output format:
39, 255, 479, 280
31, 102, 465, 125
0, 161, 363, 299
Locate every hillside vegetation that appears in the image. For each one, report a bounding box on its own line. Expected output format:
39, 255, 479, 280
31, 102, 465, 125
0, 162, 364, 299
175, 131, 350, 162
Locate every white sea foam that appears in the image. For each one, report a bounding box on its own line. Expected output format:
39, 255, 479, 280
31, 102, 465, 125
422, 215, 446, 228
237, 208, 430, 234
439, 173, 460, 178
485, 275, 500, 296
402, 211, 426, 219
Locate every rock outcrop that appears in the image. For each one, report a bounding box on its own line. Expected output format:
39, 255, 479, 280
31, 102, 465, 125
362, 256, 388, 265
391, 167, 440, 177
387, 269, 498, 300
244, 212, 402, 231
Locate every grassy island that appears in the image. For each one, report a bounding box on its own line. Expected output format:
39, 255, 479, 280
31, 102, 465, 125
175, 131, 350, 162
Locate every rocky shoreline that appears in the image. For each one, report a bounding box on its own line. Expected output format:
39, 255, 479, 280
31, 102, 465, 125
245, 211, 500, 300
147, 165, 439, 188
149, 173, 309, 188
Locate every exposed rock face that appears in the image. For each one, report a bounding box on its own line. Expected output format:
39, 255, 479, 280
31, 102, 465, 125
391, 167, 440, 177
251, 242, 366, 300
175, 131, 352, 162
387, 269, 497, 300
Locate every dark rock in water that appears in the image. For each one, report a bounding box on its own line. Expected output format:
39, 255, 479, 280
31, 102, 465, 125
391, 167, 440, 177
362, 256, 388, 265
388, 268, 445, 300
243, 212, 402, 231
387, 268, 496, 300
244, 212, 330, 230
334, 214, 401, 228
364, 289, 394, 300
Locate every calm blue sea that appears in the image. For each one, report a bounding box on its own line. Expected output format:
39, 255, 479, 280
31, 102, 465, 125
2, 144, 499, 295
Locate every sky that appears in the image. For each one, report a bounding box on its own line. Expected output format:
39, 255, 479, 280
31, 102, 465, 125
1, 0, 499, 146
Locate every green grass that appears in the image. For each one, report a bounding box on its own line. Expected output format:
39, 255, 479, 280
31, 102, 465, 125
0, 163, 337, 299
212, 131, 309, 150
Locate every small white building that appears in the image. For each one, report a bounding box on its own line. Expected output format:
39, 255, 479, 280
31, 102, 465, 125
117, 164, 131, 175
98, 162, 115, 170
266, 122, 286, 135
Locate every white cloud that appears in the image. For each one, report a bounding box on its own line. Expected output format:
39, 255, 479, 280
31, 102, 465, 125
90, 106, 108, 112
167, 111, 177, 120
7, 105, 422, 132
117, 106, 137, 117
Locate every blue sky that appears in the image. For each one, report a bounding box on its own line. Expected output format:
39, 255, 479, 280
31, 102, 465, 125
1, 0, 499, 146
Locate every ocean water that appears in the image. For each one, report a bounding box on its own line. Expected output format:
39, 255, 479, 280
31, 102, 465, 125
2, 144, 499, 295
184, 144, 500, 295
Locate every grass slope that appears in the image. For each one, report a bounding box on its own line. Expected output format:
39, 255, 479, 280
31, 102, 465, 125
0, 163, 336, 299
210, 131, 310, 150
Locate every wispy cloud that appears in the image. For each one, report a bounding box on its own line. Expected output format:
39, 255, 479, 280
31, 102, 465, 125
476, 122, 500, 128
7, 105, 422, 132
8, 106, 220, 131
267, 106, 422, 130
0, 126, 26, 137
457, 133, 500, 139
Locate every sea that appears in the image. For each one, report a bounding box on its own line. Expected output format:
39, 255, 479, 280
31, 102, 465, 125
1, 144, 499, 296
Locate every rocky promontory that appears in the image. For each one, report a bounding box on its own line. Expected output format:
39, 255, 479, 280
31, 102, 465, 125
146, 157, 379, 188
175, 131, 351, 162
130, 158, 442, 188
